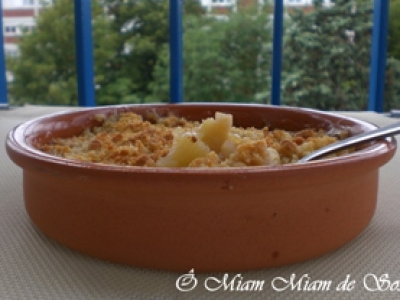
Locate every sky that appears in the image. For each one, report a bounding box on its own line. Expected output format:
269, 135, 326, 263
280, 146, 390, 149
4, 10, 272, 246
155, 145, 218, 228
2, 0, 48, 8
3, 0, 24, 8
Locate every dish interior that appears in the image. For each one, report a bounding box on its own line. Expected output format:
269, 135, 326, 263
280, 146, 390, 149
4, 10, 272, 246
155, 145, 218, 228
21, 104, 380, 166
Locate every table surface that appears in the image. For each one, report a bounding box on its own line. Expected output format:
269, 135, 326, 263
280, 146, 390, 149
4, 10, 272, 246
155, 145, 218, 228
1, 105, 400, 300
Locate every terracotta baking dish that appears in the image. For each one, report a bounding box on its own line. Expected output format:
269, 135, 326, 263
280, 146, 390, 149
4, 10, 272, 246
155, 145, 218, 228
5, 104, 397, 272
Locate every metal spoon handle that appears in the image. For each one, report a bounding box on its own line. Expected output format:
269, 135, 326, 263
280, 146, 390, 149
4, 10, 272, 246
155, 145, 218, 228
298, 121, 400, 163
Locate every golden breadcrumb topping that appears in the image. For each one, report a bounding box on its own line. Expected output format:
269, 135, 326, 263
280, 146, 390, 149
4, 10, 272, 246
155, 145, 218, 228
36, 111, 352, 168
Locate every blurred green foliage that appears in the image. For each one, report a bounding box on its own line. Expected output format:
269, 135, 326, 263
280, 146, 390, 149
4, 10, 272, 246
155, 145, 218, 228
7, 0, 205, 106
6, 0, 400, 110
282, 0, 400, 110
389, 0, 400, 60
150, 6, 272, 103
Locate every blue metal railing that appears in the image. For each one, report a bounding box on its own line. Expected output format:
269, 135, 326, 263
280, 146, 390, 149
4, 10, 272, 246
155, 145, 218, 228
74, 0, 96, 107
0, 0, 391, 112
271, 0, 284, 106
0, 0, 8, 108
169, 0, 184, 103
368, 0, 390, 112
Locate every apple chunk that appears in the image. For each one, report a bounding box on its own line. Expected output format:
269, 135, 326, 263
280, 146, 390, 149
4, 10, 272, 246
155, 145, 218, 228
156, 132, 210, 167
197, 112, 233, 152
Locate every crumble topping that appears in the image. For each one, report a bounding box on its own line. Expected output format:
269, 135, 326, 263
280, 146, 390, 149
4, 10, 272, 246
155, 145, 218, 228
36, 111, 352, 167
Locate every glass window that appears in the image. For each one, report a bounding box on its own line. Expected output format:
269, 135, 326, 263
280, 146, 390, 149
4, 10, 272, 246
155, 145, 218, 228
211, 0, 231, 4
23, 25, 36, 33
23, 0, 35, 6
5, 26, 17, 33
5, 49, 19, 57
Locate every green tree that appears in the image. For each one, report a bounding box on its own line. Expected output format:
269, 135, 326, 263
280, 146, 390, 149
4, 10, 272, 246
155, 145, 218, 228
282, 0, 400, 110
150, 6, 272, 103
388, 0, 400, 60
8, 0, 204, 106
7, 0, 114, 106
93, 0, 205, 104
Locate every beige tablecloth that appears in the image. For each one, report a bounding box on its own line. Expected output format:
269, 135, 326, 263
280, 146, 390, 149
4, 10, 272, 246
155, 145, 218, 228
1, 105, 400, 299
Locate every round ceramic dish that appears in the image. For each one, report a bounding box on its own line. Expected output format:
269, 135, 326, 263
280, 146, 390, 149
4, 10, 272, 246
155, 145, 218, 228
6, 104, 397, 272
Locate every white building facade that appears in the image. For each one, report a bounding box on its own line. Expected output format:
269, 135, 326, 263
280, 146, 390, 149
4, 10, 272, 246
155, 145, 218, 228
200, 0, 335, 12
2, 0, 45, 57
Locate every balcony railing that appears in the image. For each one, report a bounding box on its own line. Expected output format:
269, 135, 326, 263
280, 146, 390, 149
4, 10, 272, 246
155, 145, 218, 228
0, 0, 390, 112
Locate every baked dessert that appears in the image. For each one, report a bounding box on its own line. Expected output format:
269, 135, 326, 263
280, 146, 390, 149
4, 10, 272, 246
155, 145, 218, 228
36, 111, 351, 167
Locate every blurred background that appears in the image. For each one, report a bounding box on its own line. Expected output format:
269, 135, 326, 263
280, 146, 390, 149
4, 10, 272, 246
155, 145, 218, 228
2, 0, 400, 111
